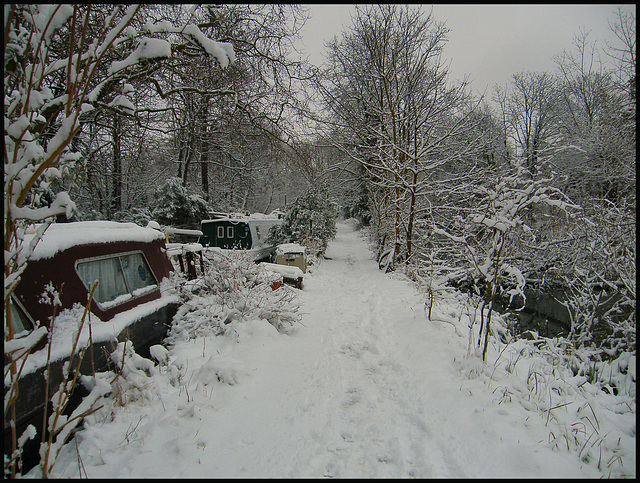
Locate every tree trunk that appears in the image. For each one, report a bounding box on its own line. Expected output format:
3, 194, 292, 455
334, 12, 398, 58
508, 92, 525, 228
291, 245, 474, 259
406, 186, 416, 263
200, 155, 209, 199
182, 122, 196, 187
405, 145, 418, 263
182, 148, 193, 187
177, 131, 185, 180
110, 114, 122, 215
200, 98, 210, 200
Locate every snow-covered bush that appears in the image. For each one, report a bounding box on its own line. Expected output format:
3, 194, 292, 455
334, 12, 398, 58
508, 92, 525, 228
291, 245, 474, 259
18, 286, 109, 478
485, 335, 635, 478
166, 249, 301, 344
267, 187, 337, 258
558, 199, 636, 358
108, 340, 182, 406
444, 279, 635, 478
432, 165, 579, 360
151, 177, 210, 229
112, 207, 153, 227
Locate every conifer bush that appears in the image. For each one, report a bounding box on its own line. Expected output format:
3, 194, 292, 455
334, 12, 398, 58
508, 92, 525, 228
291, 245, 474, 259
267, 187, 337, 257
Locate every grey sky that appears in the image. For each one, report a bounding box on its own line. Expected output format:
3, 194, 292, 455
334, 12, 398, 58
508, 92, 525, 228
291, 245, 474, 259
299, 4, 636, 98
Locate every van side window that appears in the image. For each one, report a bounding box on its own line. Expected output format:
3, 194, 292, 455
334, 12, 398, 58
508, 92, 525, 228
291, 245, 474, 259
227, 226, 234, 239
217, 226, 224, 239
76, 252, 158, 309
120, 252, 156, 294
9, 296, 34, 337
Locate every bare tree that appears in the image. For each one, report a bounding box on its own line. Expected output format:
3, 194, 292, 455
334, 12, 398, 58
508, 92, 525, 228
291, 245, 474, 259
550, 30, 634, 204
498, 71, 559, 174
319, 5, 482, 268
606, 7, 636, 110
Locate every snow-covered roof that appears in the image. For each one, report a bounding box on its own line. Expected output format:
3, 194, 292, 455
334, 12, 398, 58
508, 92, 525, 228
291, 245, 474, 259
276, 243, 306, 255
24, 221, 165, 261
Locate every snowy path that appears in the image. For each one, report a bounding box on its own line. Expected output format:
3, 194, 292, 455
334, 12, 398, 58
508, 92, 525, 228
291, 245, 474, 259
54, 221, 606, 478
284, 224, 460, 477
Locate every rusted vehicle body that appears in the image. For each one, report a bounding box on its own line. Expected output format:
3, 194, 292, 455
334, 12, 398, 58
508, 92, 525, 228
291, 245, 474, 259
4, 221, 180, 471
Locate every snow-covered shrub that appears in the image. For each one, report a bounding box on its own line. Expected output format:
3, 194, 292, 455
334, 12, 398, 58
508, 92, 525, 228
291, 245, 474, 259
30, 287, 109, 478
268, 187, 337, 257
410, 248, 464, 322
166, 249, 301, 344
557, 199, 636, 359
108, 340, 168, 406
112, 207, 153, 227
37, 371, 112, 478
432, 165, 579, 360
151, 177, 210, 230
484, 334, 636, 478
448, 293, 636, 480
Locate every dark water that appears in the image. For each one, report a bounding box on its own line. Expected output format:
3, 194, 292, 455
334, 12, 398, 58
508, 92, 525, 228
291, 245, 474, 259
493, 288, 571, 338
494, 286, 631, 342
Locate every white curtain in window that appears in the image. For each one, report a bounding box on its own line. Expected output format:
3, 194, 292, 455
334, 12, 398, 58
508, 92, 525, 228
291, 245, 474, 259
121, 252, 156, 293
76, 257, 127, 304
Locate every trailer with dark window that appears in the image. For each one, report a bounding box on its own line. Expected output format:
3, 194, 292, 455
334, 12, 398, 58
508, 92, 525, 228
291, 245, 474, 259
199, 213, 283, 262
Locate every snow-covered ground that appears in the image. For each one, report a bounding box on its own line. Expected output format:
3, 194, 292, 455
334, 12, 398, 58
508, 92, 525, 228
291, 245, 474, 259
48, 221, 635, 478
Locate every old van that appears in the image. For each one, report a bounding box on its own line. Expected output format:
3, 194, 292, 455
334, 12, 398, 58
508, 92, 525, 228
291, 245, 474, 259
4, 221, 180, 471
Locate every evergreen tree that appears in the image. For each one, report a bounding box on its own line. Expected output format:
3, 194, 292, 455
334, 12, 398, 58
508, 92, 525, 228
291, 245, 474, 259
268, 188, 337, 256
151, 177, 210, 229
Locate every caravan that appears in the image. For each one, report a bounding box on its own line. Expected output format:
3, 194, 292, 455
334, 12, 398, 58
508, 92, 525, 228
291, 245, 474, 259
198, 212, 283, 262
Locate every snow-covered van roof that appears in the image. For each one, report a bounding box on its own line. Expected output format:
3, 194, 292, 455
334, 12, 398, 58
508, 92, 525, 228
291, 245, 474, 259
24, 221, 165, 261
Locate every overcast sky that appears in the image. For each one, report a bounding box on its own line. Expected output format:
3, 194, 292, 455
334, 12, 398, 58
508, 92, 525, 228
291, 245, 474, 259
299, 4, 636, 98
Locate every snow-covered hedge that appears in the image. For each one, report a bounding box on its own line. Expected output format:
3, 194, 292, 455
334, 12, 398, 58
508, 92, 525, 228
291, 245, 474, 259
166, 249, 301, 343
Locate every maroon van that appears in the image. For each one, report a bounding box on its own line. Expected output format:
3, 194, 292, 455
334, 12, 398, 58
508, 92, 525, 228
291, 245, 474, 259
5, 221, 181, 470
